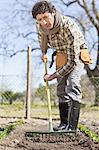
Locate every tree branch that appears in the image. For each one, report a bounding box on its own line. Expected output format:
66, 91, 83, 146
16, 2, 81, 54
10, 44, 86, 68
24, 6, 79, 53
22, 32, 37, 38
60, 0, 77, 7
76, 0, 84, 8
10, 48, 40, 57
81, 0, 99, 30
92, 0, 99, 23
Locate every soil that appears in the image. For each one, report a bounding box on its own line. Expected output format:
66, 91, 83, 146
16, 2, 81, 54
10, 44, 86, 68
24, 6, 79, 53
0, 118, 99, 150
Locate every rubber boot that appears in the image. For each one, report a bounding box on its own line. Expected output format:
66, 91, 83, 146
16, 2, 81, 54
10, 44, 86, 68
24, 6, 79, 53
53, 102, 69, 131
67, 101, 80, 130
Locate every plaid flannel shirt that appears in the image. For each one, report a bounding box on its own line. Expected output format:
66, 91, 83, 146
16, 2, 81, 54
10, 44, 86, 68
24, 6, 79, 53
36, 14, 88, 77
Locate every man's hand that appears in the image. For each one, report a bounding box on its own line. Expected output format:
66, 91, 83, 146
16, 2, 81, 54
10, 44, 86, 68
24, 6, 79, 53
80, 49, 92, 64
44, 73, 57, 81
41, 54, 48, 62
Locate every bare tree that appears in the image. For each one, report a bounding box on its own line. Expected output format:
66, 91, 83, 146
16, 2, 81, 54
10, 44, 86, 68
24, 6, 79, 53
0, 0, 40, 57
0, 0, 98, 63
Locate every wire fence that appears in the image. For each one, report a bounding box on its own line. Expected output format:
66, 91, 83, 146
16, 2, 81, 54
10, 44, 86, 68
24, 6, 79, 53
0, 51, 98, 119
0, 74, 47, 118
0, 74, 98, 119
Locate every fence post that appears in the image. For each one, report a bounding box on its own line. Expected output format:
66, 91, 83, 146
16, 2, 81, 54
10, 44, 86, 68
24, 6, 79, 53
25, 46, 31, 119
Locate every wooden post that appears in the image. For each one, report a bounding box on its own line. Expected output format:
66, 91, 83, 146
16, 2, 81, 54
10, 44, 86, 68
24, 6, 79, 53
25, 46, 31, 119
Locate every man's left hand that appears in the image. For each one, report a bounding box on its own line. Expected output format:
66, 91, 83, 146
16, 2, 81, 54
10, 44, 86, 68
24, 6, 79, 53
44, 74, 56, 81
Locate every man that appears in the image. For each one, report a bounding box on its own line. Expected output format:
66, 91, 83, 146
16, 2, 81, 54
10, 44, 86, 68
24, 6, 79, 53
32, 0, 92, 131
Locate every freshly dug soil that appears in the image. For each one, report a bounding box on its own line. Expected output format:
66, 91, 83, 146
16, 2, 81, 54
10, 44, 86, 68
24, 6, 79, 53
0, 119, 99, 150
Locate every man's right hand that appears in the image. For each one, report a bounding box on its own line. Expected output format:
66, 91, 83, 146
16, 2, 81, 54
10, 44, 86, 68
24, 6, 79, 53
41, 54, 48, 62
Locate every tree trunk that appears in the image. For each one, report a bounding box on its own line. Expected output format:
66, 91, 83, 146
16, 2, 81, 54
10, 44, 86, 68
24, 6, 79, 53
84, 30, 99, 105
9, 98, 13, 105
85, 29, 99, 76
97, 29, 99, 66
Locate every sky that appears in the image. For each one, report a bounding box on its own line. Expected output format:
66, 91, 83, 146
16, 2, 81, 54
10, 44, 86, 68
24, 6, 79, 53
0, 0, 98, 92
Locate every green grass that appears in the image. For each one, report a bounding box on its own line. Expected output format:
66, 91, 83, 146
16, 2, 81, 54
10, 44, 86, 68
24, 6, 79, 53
0, 101, 59, 118
0, 101, 98, 119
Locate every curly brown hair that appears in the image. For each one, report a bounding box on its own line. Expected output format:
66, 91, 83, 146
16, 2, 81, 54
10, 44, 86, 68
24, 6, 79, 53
32, 0, 56, 19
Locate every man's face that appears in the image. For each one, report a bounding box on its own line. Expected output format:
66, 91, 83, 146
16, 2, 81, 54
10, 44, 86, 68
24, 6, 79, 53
36, 12, 55, 30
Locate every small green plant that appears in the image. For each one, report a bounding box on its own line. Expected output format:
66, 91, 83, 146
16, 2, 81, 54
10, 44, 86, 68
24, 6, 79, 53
78, 124, 99, 142
0, 120, 24, 140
